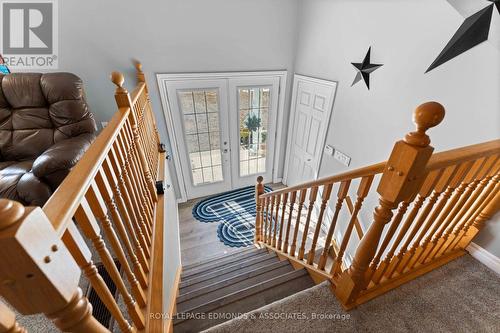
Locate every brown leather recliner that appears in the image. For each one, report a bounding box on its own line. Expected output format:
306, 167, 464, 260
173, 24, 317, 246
0, 73, 97, 206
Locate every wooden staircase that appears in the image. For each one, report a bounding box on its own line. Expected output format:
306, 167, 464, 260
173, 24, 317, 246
173, 247, 315, 332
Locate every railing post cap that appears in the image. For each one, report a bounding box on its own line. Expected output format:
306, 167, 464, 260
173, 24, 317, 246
0, 199, 25, 230
405, 101, 445, 147
110, 71, 127, 93
257, 176, 264, 184
134, 60, 143, 72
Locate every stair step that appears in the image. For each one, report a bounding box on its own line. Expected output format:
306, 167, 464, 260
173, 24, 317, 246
174, 269, 314, 332
181, 248, 267, 279
179, 252, 276, 289
179, 255, 280, 294
177, 260, 293, 307
181, 246, 261, 272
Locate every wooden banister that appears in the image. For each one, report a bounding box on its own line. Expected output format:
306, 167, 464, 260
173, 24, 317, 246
0, 300, 26, 333
0, 61, 169, 331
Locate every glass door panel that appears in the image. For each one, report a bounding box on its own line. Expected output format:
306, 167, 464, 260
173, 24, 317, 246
166, 79, 231, 199
229, 76, 280, 188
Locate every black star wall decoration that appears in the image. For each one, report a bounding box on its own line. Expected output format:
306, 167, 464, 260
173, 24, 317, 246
426, 0, 500, 73
351, 47, 383, 90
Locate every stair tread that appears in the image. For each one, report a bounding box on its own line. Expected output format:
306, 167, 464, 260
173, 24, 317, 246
174, 270, 315, 332
179, 255, 280, 294
181, 246, 262, 272
179, 251, 276, 289
181, 248, 267, 279
175, 268, 310, 324
177, 261, 294, 309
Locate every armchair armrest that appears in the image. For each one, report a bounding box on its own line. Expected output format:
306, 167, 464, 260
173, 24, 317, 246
32, 133, 94, 178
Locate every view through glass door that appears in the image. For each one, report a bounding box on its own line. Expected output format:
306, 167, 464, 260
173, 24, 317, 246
163, 74, 282, 200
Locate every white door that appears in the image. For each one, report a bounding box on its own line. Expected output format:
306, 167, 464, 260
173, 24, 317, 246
166, 79, 232, 199
285, 75, 337, 186
228, 77, 280, 188
160, 73, 285, 201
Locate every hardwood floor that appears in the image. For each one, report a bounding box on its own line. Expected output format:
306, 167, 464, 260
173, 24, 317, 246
178, 183, 286, 267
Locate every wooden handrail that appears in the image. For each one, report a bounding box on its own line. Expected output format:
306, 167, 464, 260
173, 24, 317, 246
255, 101, 500, 310
425, 139, 500, 171
43, 107, 130, 235
0, 61, 169, 332
261, 161, 385, 199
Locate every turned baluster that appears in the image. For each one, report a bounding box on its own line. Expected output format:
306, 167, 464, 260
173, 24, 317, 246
272, 194, 282, 247
75, 201, 145, 329
267, 196, 276, 245
63, 224, 132, 333
298, 186, 318, 260
448, 160, 499, 251
335, 102, 444, 306
0, 199, 109, 333
283, 191, 297, 254
451, 172, 500, 250
307, 184, 333, 265
290, 189, 307, 256
101, 156, 150, 271
0, 300, 26, 333
317, 180, 350, 270
111, 72, 157, 204
332, 176, 374, 275
419, 162, 474, 263
263, 197, 271, 243
277, 193, 289, 251
255, 176, 265, 244
86, 183, 147, 307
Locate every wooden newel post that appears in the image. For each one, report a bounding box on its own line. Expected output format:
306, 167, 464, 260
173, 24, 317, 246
0, 199, 109, 333
111, 71, 158, 203
0, 299, 26, 333
336, 102, 445, 307
255, 176, 265, 244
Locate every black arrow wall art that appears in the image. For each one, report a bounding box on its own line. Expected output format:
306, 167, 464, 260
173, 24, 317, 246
426, 0, 500, 73
351, 47, 383, 90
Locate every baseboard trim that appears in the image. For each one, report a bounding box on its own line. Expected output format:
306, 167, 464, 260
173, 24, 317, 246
467, 242, 500, 275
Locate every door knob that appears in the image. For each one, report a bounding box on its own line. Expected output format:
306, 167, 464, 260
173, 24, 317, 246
223, 149, 228, 153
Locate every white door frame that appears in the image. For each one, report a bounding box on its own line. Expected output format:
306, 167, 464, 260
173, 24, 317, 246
157, 71, 288, 202
283, 74, 338, 186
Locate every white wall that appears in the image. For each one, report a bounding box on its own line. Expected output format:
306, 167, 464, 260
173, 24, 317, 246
58, 0, 300, 195
294, 0, 500, 256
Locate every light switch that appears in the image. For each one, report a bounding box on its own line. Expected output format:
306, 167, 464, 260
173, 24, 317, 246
324, 144, 334, 155
333, 149, 351, 166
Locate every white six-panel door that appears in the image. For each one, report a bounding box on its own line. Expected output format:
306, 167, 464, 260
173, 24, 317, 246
285, 75, 337, 186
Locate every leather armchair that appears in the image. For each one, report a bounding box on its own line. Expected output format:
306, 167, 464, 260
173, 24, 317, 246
0, 72, 96, 206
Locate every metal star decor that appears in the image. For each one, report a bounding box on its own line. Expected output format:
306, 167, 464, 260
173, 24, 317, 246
351, 47, 383, 90
426, 0, 500, 73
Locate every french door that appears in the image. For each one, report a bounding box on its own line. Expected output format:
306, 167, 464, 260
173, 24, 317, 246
163, 74, 282, 200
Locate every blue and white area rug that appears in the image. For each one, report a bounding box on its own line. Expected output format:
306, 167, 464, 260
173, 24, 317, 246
192, 185, 272, 248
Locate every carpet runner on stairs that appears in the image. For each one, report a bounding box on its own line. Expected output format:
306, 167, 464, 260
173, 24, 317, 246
174, 247, 315, 333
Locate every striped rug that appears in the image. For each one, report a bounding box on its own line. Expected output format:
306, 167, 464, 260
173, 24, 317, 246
192, 185, 273, 247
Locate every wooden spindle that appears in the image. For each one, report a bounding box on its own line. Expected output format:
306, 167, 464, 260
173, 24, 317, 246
307, 183, 333, 265
86, 183, 147, 306
290, 189, 307, 256
332, 176, 374, 275
75, 201, 145, 329
272, 194, 281, 247
277, 192, 289, 251
0, 199, 109, 333
63, 224, 132, 333
0, 300, 26, 333
101, 156, 150, 271
336, 102, 444, 306
298, 186, 318, 260
263, 197, 270, 244
318, 180, 350, 270
255, 176, 265, 244
267, 196, 276, 245
111, 72, 157, 204
283, 191, 297, 254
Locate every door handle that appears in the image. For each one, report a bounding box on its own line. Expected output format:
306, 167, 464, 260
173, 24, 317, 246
223, 149, 228, 153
